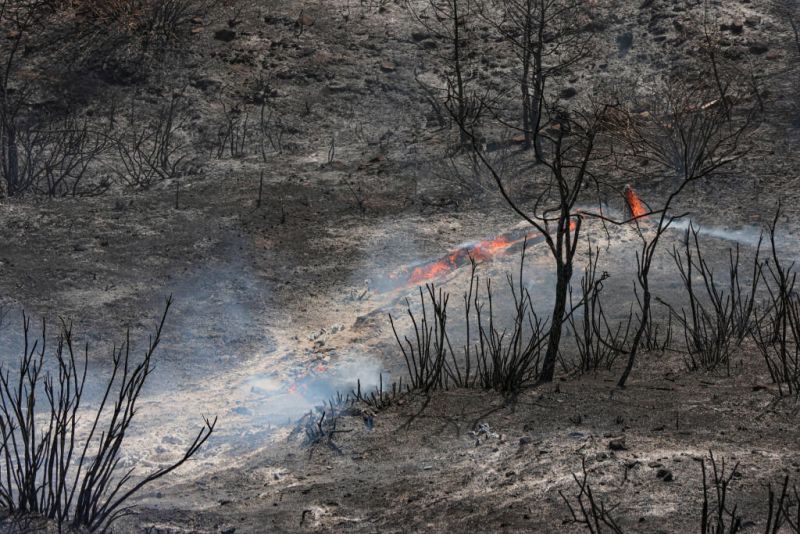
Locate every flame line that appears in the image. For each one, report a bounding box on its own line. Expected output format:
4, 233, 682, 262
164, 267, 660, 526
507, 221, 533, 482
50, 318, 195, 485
376, 226, 551, 292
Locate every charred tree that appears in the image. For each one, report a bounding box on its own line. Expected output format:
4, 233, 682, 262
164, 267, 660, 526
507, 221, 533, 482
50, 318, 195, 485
454, 101, 611, 383
604, 76, 757, 388
410, 0, 479, 146
482, 0, 594, 158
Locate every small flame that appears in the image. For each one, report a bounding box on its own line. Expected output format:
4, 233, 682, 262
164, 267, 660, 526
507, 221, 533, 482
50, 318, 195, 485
625, 185, 647, 219
382, 219, 579, 291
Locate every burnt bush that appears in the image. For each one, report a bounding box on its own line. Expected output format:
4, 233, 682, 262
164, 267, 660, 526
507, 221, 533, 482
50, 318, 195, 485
390, 243, 548, 396
559, 458, 623, 533
213, 103, 251, 160
559, 452, 800, 533
115, 91, 189, 188
752, 210, 800, 396
390, 284, 449, 393
69, 0, 209, 72
0, 298, 216, 531
699, 452, 744, 533
4, 112, 110, 197
661, 224, 762, 373
566, 245, 630, 374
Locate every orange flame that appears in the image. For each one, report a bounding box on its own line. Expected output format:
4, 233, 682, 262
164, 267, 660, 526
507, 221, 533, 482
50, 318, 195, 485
385, 219, 580, 290
625, 185, 647, 219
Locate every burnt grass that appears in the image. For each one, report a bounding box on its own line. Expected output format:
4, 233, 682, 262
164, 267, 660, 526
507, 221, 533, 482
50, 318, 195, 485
1, 0, 800, 532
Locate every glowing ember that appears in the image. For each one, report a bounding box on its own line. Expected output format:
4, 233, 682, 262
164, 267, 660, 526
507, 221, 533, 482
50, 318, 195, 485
625, 184, 648, 219
378, 220, 578, 292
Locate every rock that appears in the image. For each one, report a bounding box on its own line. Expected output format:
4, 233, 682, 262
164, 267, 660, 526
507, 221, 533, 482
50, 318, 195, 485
475, 423, 499, 439
519, 436, 533, 445
617, 32, 634, 57
560, 87, 577, 99
380, 60, 396, 72
744, 16, 761, 27
192, 77, 222, 93
722, 46, 745, 60
608, 438, 627, 451
656, 468, 674, 481
749, 43, 769, 55
297, 14, 314, 27
720, 21, 743, 34
324, 82, 358, 94
411, 31, 433, 42
214, 29, 236, 42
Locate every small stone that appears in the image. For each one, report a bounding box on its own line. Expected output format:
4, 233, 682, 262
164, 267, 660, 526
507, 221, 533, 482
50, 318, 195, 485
720, 21, 743, 34
298, 14, 314, 27
380, 61, 396, 72
560, 87, 577, 99
749, 43, 769, 55
213, 29, 236, 42
617, 32, 634, 57
608, 438, 627, 451
519, 436, 533, 445
744, 16, 761, 26
192, 78, 222, 93
657, 468, 673, 481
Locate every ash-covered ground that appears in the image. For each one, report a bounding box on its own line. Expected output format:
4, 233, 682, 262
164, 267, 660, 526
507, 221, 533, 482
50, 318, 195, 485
0, 0, 800, 532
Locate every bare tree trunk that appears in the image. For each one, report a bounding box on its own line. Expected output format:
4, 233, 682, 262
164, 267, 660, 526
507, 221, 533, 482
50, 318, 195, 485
531, 19, 545, 161
617, 276, 650, 388
452, 0, 469, 146
531, 72, 544, 161
790, 15, 800, 56
540, 259, 571, 381
520, 0, 534, 150
521, 62, 532, 150
5, 125, 17, 196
